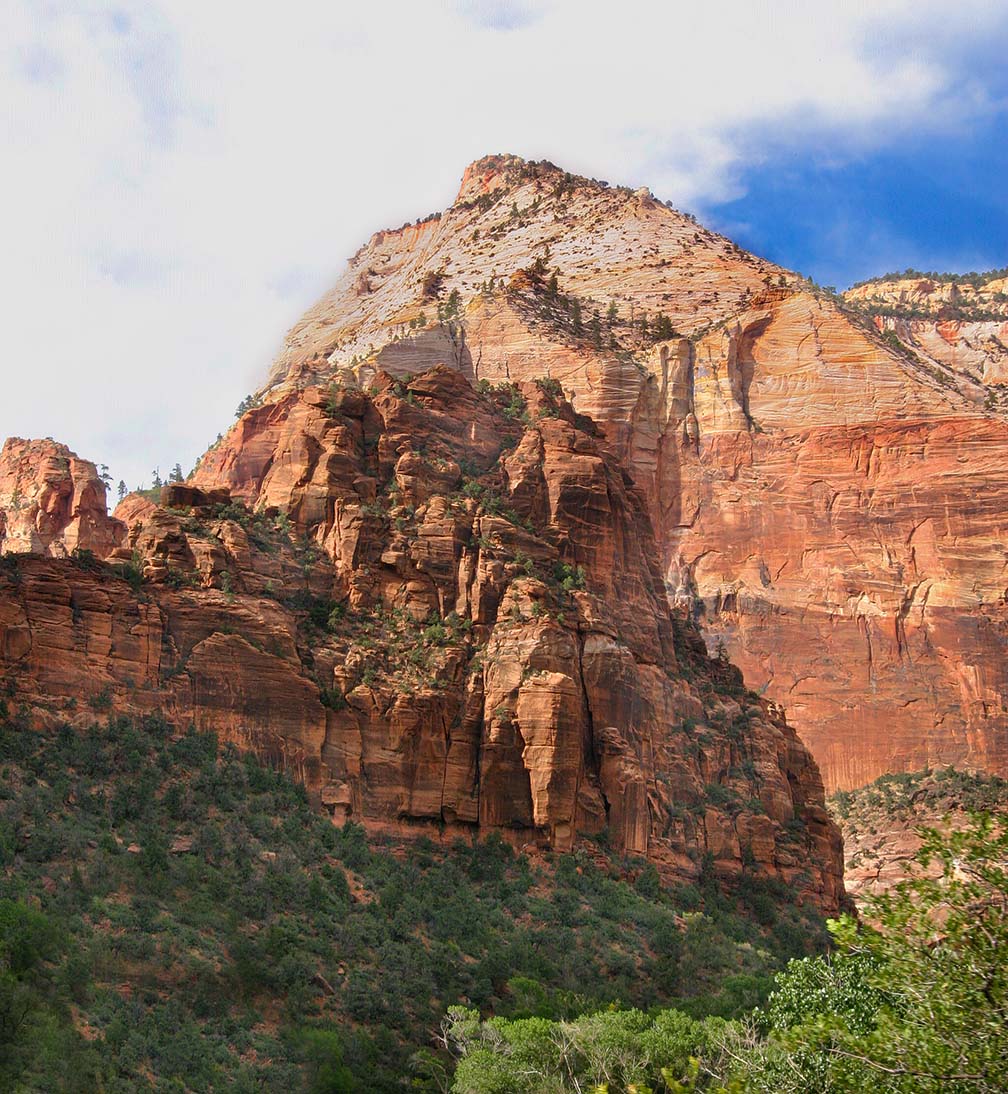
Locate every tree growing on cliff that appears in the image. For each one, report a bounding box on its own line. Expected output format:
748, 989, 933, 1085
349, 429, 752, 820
653, 313, 678, 341
235, 393, 264, 418
421, 270, 445, 300
117, 480, 127, 503
439, 289, 462, 323
570, 299, 582, 336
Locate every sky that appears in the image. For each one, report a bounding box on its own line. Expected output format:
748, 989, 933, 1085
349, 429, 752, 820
3, 1, 1007, 490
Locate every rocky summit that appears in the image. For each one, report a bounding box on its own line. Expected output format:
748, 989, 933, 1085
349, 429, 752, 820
197, 155, 1008, 791
0, 436, 124, 559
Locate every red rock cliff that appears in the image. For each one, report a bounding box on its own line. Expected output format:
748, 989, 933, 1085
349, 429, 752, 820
225, 156, 1008, 791
0, 437, 125, 558
0, 369, 844, 911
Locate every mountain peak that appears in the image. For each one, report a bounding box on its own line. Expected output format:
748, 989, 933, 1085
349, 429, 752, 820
455, 153, 533, 202
455, 153, 628, 207
264, 154, 785, 395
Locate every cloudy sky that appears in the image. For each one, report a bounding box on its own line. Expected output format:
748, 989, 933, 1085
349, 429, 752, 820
4, 1, 1007, 490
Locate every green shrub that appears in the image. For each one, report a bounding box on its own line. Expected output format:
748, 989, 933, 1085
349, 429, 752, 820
553, 562, 586, 591
88, 686, 113, 712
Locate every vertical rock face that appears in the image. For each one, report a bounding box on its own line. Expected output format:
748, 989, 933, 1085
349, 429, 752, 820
230, 156, 1007, 791
661, 293, 1008, 790
0, 370, 845, 911
0, 438, 125, 558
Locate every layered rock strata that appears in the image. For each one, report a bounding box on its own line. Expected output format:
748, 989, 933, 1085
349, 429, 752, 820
205, 156, 1008, 791
0, 370, 845, 910
844, 272, 1008, 392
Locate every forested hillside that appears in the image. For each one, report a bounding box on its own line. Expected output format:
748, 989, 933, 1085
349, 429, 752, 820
0, 711, 828, 1091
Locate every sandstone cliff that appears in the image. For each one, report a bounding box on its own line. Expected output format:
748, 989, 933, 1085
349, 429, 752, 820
0, 369, 844, 910
0, 437, 125, 558
205, 155, 1008, 792
843, 271, 1008, 394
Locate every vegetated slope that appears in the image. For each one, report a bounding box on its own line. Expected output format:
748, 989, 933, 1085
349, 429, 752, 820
829, 766, 1008, 903
0, 711, 830, 1092
197, 152, 1008, 792
446, 814, 1008, 1093
843, 269, 1008, 403
0, 369, 845, 910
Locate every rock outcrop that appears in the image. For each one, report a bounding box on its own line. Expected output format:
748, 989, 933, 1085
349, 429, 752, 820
0, 369, 845, 911
201, 156, 1008, 792
843, 272, 1008, 396
844, 271, 1008, 319
829, 767, 1008, 905
0, 437, 125, 558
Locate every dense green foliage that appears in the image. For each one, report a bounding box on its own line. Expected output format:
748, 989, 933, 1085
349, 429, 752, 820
447, 814, 1008, 1093
4, 710, 1002, 1092
0, 713, 827, 1091
829, 765, 1008, 823
853, 300, 1007, 323
445, 1005, 725, 1093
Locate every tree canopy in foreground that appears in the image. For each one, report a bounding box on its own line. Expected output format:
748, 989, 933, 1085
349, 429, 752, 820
445, 813, 1008, 1093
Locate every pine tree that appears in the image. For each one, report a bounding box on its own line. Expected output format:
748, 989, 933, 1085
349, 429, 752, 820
571, 299, 583, 336
117, 480, 127, 503
653, 313, 677, 340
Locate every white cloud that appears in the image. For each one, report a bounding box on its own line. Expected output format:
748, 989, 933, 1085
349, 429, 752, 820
1, 0, 1005, 488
